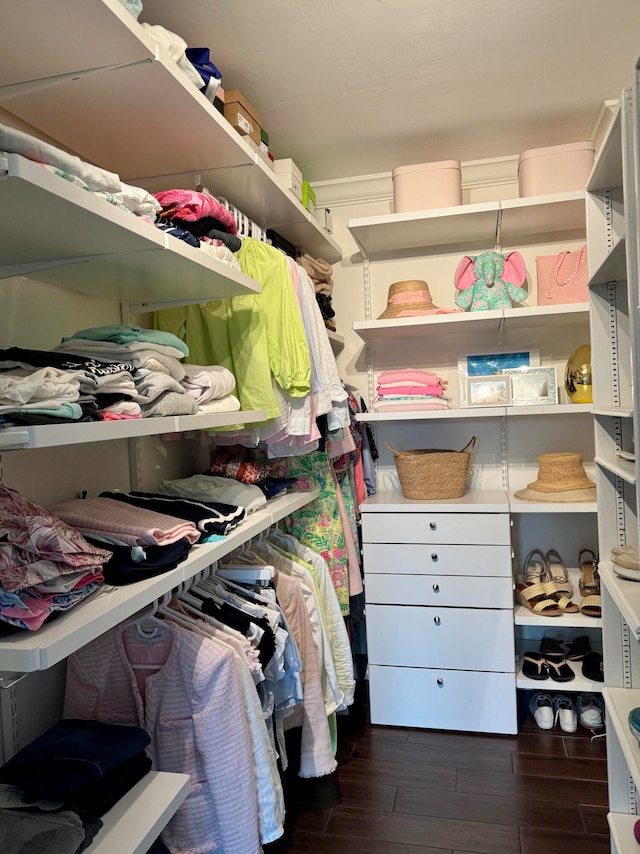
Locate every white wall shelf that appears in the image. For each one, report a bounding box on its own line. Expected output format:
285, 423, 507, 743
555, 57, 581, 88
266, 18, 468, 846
593, 407, 634, 418
588, 234, 627, 287
91, 771, 190, 854
601, 563, 640, 640
358, 404, 591, 422
595, 454, 637, 484
352, 303, 589, 342
608, 813, 640, 854
0, 1, 341, 263
509, 496, 598, 514
0, 410, 267, 451
603, 687, 640, 789
327, 330, 345, 353
360, 489, 510, 513
588, 106, 623, 192
514, 605, 602, 628
347, 193, 586, 256
0, 154, 261, 304
0, 489, 319, 674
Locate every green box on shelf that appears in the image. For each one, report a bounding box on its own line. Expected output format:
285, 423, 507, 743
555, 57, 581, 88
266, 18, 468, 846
301, 180, 316, 213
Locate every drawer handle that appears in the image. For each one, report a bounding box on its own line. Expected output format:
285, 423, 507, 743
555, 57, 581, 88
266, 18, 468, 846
437, 677, 444, 686
431, 553, 438, 562
432, 583, 440, 593
429, 522, 437, 531
434, 616, 441, 625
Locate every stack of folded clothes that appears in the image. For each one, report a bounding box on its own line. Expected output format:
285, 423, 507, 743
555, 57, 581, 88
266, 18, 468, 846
180, 364, 241, 413
0, 718, 152, 853
372, 368, 450, 412
209, 448, 297, 500
0, 487, 109, 631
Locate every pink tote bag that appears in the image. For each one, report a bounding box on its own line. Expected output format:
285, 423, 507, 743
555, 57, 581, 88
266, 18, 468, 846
535, 245, 588, 305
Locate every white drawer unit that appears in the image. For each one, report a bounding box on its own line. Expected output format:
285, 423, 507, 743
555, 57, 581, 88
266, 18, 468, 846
363, 543, 512, 577
366, 604, 515, 671
365, 573, 513, 609
368, 665, 518, 734
362, 507, 516, 733
361, 512, 511, 545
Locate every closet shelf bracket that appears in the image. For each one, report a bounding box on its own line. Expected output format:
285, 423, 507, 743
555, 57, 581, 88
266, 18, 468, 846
0, 672, 28, 690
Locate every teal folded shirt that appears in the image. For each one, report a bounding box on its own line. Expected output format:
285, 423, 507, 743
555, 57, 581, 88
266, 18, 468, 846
61, 324, 189, 356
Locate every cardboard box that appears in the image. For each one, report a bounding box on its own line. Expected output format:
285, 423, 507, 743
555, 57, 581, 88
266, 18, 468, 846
223, 89, 261, 145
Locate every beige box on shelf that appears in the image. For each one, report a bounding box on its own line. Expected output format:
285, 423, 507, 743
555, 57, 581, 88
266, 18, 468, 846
223, 89, 262, 145
274, 158, 303, 200
392, 160, 462, 212
518, 141, 595, 197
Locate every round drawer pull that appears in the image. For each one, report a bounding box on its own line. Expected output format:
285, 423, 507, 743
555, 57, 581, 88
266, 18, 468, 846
437, 678, 444, 686
429, 522, 437, 531
431, 553, 438, 562
434, 616, 441, 625
432, 583, 440, 593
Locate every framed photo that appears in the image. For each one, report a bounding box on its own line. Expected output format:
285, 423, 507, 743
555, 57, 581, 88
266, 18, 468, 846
501, 365, 558, 406
466, 375, 511, 407
458, 347, 539, 406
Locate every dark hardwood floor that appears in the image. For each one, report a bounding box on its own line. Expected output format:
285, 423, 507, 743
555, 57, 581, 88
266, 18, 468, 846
265, 683, 609, 853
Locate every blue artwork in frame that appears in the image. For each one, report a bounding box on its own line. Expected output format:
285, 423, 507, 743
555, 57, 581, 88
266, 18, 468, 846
466, 350, 535, 377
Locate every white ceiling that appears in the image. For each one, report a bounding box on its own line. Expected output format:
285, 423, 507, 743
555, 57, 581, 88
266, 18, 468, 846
142, 0, 640, 182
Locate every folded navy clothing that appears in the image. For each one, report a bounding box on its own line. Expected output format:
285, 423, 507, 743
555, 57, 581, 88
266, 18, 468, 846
0, 719, 150, 804
99, 490, 246, 537
155, 220, 201, 247
84, 536, 191, 586
256, 477, 297, 500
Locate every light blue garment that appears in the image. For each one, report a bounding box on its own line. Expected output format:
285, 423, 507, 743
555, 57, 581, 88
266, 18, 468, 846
62, 324, 189, 357
2, 402, 83, 420
117, 0, 143, 18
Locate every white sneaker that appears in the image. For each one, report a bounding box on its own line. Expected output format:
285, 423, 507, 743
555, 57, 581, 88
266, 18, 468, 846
530, 692, 554, 729
576, 693, 605, 732
553, 694, 577, 733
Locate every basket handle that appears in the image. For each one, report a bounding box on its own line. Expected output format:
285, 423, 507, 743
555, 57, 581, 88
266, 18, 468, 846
385, 441, 401, 457
460, 436, 476, 453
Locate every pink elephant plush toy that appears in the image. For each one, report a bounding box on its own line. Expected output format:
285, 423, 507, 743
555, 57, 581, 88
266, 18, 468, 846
454, 250, 527, 311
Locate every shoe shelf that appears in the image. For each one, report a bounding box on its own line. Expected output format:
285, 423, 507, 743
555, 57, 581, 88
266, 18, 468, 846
0, 489, 319, 675
588, 104, 623, 193
588, 235, 627, 287
516, 656, 604, 693
603, 687, 640, 790
595, 454, 637, 484
90, 771, 190, 854
0, 1, 341, 264
352, 303, 588, 343
514, 605, 602, 628
0, 409, 267, 452
592, 408, 634, 418
607, 813, 640, 854
0, 154, 260, 307
601, 563, 640, 640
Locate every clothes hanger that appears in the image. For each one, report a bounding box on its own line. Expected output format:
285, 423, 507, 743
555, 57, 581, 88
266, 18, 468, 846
216, 564, 274, 586
129, 592, 171, 643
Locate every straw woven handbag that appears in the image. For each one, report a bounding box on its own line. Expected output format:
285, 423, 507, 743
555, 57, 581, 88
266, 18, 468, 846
386, 437, 476, 500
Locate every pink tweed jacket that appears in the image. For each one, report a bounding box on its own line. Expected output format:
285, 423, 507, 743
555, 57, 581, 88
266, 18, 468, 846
64, 621, 260, 854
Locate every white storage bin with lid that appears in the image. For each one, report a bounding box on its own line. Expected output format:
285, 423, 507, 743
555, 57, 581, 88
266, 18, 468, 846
392, 160, 462, 212
273, 158, 303, 200
518, 141, 595, 197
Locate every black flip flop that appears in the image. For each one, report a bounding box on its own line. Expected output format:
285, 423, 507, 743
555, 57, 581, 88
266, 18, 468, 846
567, 635, 592, 661
522, 652, 549, 680
582, 651, 604, 682
546, 658, 575, 682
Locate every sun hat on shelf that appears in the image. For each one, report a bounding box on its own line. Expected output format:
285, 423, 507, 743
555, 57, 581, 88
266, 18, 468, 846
513, 452, 596, 503
377, 280, 457, 319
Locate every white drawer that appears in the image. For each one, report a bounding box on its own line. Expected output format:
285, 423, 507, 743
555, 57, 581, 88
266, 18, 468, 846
362, 513, 510, 545
363, 543, 512, 577
365, 573, 513, 608
366, 604, 515, 671
369, 665, 517, 734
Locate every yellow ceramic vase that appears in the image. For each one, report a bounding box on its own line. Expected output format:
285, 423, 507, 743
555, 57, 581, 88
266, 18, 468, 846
565, 344, 592, 403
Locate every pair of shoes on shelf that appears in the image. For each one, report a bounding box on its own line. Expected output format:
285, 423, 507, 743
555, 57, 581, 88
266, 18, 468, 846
529, 693, 577, 732
522, 639, 575, 682
560, 635, 604, 682
579, 548, 601, 617
576, 693, 605, 734
521, 549, 578, 615
611, 545, 640, 580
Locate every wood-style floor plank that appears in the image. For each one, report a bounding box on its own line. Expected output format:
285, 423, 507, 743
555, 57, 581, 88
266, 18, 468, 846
580, 804, 610, 835
407, 729, 565, 757
325, 806, 522, 854
394, 786, 583, 832
457, 767, 609, 806
338, 756, 457, 791
564, 736, 608, 760
513, 753, 607, 782
274, 833, 450, 853
352, 739, 514, 773
520, 827, 610, 854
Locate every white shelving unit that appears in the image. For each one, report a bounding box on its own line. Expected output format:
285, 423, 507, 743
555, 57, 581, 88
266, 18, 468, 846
91, 771, 190, 854
589, 70, 640, 842
516, 657, 603, 692
0, 0, 341, 263
357, 403, 592, 423
327, 330, 345, 353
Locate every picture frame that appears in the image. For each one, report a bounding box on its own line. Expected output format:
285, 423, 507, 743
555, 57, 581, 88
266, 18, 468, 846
466, 375, 512, 407
458, 347, 539, 407
501, 365, 558, 406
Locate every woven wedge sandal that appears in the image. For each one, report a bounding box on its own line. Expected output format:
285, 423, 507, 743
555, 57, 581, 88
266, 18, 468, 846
579, 548, 601, 618
522, 548, 546, 585
541, 581, 580, 614
515, 582, 563, 617
544, 549, 573, 597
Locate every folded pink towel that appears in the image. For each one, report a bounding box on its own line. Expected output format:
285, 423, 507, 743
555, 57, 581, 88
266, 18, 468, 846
377, 384, 444, 397
51, 498, 200, 547
373, 401, 448, 412
377, 369, 439, 385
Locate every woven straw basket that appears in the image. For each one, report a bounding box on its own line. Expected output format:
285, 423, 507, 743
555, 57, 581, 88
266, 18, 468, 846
386, 437, 476, 500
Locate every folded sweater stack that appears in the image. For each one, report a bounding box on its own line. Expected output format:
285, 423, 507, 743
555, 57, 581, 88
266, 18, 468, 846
372, 368, 450, 412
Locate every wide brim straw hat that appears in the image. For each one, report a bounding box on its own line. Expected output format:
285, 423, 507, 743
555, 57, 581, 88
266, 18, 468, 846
378, 280, 454, 319
513, 452, 596, 503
